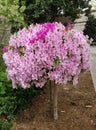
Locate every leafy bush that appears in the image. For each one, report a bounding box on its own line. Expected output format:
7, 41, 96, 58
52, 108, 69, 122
0, 119, 13, 130
84, 15, 96, 42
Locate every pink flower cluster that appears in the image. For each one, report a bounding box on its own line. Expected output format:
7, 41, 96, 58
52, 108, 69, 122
3, 46, 9, 52
3, 22, 90, 89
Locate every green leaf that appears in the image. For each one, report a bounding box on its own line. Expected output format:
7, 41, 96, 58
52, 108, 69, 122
18, 46, 25, 56
0, 72, 7, 81
20, 6, 26, 13
53, 57, 60, 66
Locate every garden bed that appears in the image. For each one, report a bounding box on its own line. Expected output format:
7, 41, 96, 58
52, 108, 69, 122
11, 71, 96, 130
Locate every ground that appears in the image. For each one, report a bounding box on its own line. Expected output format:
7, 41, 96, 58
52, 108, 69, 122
11, 71, 96, 130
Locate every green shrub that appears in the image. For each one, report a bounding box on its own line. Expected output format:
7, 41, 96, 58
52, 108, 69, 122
84, 15, 96, 42
0, 119, 13, 130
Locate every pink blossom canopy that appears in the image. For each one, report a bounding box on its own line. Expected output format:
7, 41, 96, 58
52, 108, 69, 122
3, 22, 90, 89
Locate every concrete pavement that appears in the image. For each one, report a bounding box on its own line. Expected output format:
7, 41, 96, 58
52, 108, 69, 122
90, 46, 96, 91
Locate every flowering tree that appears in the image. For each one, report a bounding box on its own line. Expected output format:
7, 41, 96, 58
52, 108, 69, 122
3, 22, 90, 119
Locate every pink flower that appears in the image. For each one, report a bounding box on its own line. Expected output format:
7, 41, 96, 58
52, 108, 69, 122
3, 46, 9, 52
67, 23, 72, 30
30, 38, 35, 44
36, 30, 47, 40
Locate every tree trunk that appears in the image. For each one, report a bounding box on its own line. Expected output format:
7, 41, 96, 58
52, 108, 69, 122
53, 82, 58, 120
50, 80, 53, 116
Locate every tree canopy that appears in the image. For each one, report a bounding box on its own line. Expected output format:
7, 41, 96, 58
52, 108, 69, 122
24, 0, 92, 24
0, 0, 26, 28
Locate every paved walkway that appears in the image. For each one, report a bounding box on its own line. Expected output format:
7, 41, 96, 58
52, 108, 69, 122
90, 46, 96, 91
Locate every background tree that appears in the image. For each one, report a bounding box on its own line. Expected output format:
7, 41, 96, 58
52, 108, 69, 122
24, 0, 92, 25
0, 0, 26, 28
0, 0, 26, 39
84, 15, 96, 42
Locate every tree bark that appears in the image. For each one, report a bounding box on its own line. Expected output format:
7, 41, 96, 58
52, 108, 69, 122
53, 82, 58, 120
50, 80, 53, 116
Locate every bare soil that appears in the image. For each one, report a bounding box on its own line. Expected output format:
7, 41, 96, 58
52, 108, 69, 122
11, 71, 96, 130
